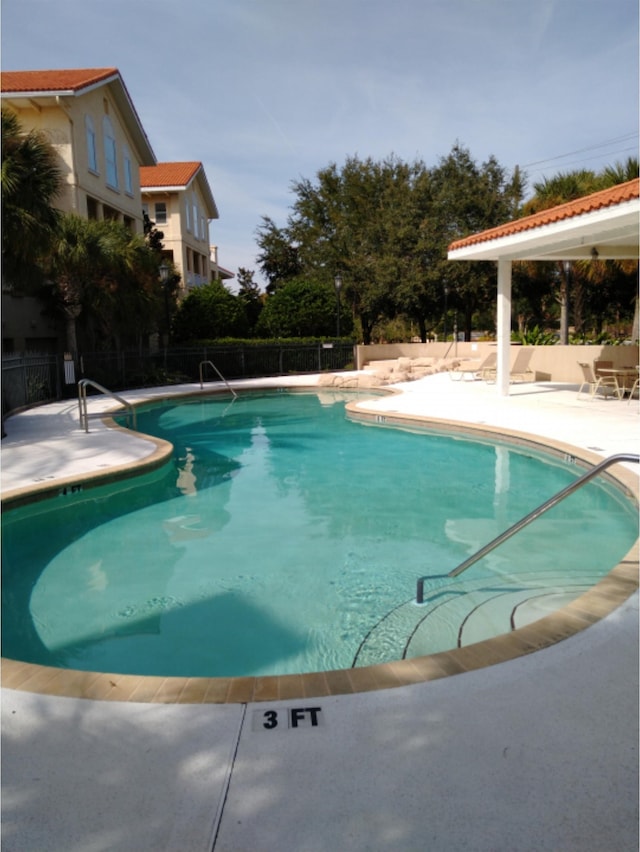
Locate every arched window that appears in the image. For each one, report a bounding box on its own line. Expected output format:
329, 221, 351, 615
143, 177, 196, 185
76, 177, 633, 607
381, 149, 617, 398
103, 115, 118, 189
123, 145, 133, 195
85, 115, 98, 173
192, 193, 199, 239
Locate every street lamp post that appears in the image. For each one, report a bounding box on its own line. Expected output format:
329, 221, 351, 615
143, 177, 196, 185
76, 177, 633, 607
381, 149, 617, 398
443, 284, 449, 342
159, 261, 170, 350
334, 274, 343, 339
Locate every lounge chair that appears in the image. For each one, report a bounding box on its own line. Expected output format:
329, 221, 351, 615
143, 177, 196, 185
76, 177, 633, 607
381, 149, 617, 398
449, 351, 497, 381
576, 362, 621, 400
507, 349, 534, 383
483, 349, 533, 384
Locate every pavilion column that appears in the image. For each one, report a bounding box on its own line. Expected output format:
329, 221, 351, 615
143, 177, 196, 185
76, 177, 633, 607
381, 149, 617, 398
496, 259, 512, 396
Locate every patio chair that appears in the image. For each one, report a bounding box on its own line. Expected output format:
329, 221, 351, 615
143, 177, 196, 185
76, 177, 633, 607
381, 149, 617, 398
577, 362, 621, 400
449, 351, 496, 381
594, 360, 613, 377
507, 349, 534, 383
483, 349, 533, 384
626, 368, 639, 404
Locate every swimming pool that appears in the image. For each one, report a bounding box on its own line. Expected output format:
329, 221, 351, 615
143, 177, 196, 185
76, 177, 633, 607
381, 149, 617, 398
2, 390, 637, 679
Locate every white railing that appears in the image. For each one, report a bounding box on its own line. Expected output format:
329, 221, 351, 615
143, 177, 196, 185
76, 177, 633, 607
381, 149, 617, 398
78, 379, 137, 433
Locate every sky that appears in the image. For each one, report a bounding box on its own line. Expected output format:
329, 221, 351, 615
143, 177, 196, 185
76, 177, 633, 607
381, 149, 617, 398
2, 0, 638, 289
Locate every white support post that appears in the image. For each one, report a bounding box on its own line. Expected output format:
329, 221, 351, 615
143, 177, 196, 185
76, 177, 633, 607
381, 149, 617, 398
496, 259, 512, 396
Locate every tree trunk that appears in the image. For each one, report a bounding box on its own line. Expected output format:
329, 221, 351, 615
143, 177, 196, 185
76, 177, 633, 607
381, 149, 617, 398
63, 304, 82, 356
631, 295, 639, 343
559, 282, 569, 345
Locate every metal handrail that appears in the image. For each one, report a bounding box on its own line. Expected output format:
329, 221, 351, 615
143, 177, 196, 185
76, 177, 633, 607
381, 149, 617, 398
199, 360, 238, 398
78, 378, 137, 433
416, 453, 639, 604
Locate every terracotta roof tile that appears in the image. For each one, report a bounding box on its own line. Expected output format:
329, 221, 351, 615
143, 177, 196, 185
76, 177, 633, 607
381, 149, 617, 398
1, 68, 119, 94
449, 178, 640, 251
139, 162, 202, 189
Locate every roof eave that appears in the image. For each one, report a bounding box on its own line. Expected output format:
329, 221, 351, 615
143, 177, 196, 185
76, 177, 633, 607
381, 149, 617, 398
193, 166, 219, 219
1, 71, 156, 166
105, 76, 156, 166
448, 198, 640, 262
141, 168, 219, 219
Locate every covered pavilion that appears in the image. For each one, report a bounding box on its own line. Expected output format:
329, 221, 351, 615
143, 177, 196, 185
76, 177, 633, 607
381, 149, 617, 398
448, 178, 640, 395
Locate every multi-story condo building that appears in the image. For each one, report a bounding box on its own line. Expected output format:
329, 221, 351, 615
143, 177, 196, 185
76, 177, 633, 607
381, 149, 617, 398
1, 68, 229, 352
1, 68, 156, 232
140, 162, 225, 295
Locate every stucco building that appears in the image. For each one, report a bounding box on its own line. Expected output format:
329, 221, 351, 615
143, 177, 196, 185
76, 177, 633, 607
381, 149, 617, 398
1, 68, 228, 352
140, 162, 229, 296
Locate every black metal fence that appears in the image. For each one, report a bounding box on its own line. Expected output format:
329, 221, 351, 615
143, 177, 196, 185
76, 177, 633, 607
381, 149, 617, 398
2, 343, 355, 418
1, 353, 61, 416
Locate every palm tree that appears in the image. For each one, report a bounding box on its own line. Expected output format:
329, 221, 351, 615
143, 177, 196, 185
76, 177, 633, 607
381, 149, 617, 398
102, 228, 166, 351
1, 109, 63, 290
49, 214, 171, 354
47, 215, 122, 354
522, 170, 599, 216
600, 157, 639, 187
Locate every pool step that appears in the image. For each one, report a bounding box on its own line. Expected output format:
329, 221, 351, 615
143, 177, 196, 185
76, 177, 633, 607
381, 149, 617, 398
353, 572, 600, 668
407, 583, 593, 657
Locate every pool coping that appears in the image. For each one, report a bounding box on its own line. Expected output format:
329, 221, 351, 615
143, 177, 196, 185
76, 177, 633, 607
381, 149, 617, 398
2, 387, 638, 704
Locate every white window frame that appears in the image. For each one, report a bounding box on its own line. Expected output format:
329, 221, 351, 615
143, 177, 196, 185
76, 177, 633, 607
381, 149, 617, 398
103, 116, 118, 189
123, 146, 133, 195
85, 115, 98, 173
155, 202, 167, 224
192, 195, 199, 239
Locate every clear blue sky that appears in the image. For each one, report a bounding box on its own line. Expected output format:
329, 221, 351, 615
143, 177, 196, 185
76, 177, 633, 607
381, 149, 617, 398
2, 0, 638, 287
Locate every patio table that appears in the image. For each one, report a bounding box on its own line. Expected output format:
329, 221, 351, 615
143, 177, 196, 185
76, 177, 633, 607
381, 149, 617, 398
595, 367, 639, 397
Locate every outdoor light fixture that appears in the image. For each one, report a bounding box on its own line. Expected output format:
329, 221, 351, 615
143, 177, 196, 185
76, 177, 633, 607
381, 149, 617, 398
159, 261, 170, 283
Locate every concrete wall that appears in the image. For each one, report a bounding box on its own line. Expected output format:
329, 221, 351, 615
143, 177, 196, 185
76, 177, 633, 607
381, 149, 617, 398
355, 342, 639, 384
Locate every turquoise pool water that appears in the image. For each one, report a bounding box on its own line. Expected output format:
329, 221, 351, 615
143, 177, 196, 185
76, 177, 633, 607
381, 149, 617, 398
2, 390, 637, 677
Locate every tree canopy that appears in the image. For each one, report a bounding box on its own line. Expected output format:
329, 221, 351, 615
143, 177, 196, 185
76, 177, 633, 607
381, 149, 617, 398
172, 280, 249, 342
256, 145, 525, 342
255, 278, 349, 338
1, 108, 63, 291
47, 214, 168, 353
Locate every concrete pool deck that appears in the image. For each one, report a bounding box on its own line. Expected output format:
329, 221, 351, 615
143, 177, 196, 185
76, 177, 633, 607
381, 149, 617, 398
1, 372, 638, 851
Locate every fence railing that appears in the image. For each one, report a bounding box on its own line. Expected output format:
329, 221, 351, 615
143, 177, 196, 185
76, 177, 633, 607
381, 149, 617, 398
1, 352, 61, 416
2, 343, 355, 419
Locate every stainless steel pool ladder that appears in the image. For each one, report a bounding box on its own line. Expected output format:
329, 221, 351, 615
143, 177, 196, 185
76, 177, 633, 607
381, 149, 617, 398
416, 452, 639, 604
199, 360, 238, 398
78, 379, 137, 433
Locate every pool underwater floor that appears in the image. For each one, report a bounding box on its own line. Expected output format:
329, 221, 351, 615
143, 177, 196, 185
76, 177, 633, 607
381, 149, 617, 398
2, 372, 638, 852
